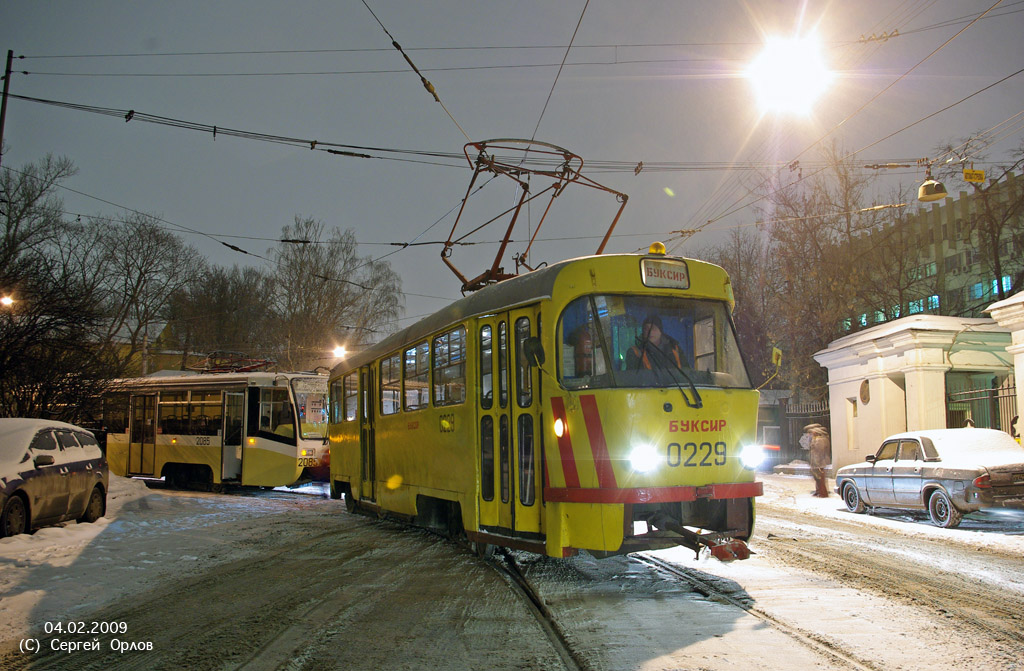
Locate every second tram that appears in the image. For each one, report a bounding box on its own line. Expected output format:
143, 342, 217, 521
329, 247, 764, 559
104, 371, 329, 490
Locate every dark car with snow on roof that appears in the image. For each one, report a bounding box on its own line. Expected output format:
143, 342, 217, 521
835, 428, 1024, 528
1, 418, 109, 537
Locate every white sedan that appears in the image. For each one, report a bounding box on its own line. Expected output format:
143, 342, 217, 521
835, 428, 1024, 528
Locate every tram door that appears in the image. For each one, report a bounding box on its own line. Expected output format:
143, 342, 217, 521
477, 308, 542, 537
221, 391, 244, 480
128, 394, 157, 476
509, 306, 543, 536
359, 365, 376, 502
476, 317, 504, 531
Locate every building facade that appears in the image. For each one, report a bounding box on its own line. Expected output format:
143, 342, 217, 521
843, 170, 1023, 332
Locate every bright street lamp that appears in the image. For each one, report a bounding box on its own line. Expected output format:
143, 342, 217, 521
1, 295, 14, 308
333, 346, 347, 359
746, 35, 834, 115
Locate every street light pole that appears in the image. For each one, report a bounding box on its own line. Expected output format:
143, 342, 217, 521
0, 50, 14, 169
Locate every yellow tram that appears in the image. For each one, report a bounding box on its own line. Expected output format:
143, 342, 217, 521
104, 371, 330, 489
328, 248, 763, 558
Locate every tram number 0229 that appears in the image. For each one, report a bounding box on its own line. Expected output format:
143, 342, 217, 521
667, 442, 727, 467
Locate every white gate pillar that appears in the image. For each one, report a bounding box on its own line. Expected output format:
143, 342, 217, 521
986, 291, 1024, 433
904, 366, 949, 430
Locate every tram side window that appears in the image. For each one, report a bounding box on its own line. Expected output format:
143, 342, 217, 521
343, 373, 358, 422
481, 416, 494, 501
380, 354, 402, 416
518, 415, 535, 506
103, 392, 129, 434
158, 392, 188, 435
404, 341, 430, 411
559, 299, 607, 389
480, 326, 493, 410
260, 387, 293, 435
189, 391, 222, 436
515, 317, 533, 408
329, 379, 344, 423
432, 326, 466, 407
498, 322, 508, 408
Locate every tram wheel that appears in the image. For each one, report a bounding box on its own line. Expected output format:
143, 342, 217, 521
473, 542, 495, 560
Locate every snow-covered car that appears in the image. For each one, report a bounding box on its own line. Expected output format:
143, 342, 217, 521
835, 428, 1024, 528
1, 418, 109, 537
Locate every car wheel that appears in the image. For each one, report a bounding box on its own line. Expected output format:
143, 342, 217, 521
842, 482, 866, 513
78, 486, 106, 524
927, 489, 963, 528
1, 495, 30, 538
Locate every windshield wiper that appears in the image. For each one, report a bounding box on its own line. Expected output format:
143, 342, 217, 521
640, 341, 703, 409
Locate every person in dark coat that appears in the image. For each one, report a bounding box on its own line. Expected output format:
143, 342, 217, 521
626, 314, 683, 370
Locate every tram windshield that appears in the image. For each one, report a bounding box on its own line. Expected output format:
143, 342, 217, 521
558, 294, 751, 390
290, 378, 329, 439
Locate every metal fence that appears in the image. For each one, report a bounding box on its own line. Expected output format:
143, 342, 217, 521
779, 399, 831, 464
946, 376, 1017, 431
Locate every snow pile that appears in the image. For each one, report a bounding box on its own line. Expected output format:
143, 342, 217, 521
0, 476, 337, 648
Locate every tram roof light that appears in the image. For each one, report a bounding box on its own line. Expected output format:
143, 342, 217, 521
648, 241, 667, 255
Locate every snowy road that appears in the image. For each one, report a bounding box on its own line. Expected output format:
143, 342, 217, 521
1, 475, 1022, 670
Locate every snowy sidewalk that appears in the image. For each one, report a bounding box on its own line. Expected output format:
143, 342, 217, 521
756, 471, 1024, 554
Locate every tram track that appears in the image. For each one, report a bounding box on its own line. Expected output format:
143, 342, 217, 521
486, 549, 589, 671
631, 554, 885, 671
753, 511, 1024, 653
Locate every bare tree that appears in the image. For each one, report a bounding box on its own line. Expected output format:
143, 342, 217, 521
269, 216, 403, 370
744, 143, 902, 398
165, 264, 275, 368
934, 136, 1024, 302
0, 156, 118, 420
95, 212, 206, 374
846, 184, 939, 322
697, 228, 779, 387
0, 154, 76, 269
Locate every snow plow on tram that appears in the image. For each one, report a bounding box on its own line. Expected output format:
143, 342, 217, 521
328, 248, 764, 560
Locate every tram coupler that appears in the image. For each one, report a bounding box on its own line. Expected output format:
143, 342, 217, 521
647, 513, 751, 562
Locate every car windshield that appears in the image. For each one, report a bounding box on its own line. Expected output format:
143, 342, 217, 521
557, 294, 751, 390
291, 379, 328, 439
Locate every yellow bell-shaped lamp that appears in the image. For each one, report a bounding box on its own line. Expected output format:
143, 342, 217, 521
918, 178, 948, 202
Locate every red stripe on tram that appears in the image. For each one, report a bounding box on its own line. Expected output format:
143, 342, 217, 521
549, 397, 580, 488
580, 394, 617, 489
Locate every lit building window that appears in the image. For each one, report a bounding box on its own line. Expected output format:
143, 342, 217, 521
927, 295, 940, 310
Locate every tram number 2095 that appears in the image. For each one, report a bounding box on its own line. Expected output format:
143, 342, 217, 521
667, 442, 727, 467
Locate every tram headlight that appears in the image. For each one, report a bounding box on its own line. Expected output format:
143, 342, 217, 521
629, 443, 661, 473
553, 418, 565, 438
740, 444, 766, 470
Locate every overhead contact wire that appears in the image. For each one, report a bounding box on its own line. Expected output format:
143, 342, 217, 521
360, 0, 471, 142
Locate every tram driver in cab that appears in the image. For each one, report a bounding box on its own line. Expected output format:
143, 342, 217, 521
626, 314, 684, 371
